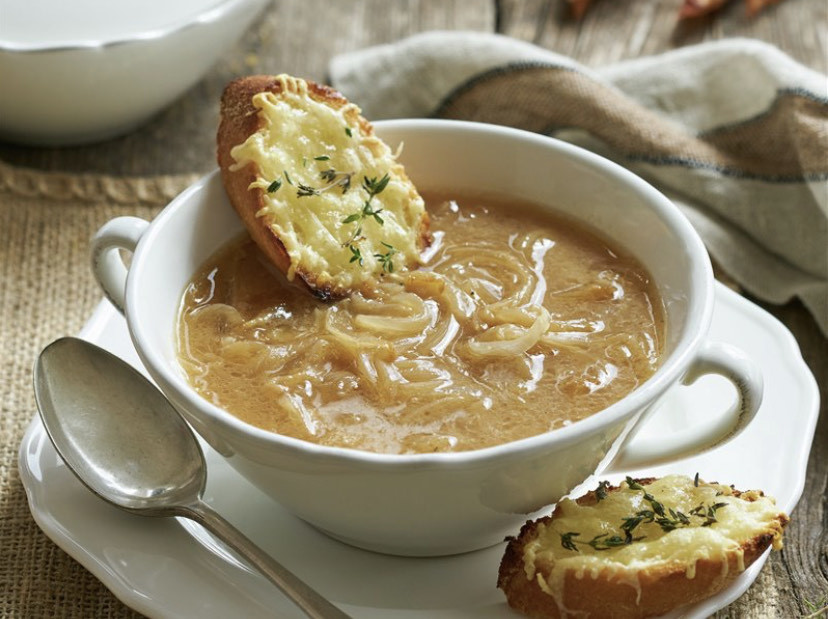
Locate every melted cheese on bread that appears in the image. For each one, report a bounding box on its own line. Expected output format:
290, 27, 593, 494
523, 475, 787, 606
229, 74, 426, 293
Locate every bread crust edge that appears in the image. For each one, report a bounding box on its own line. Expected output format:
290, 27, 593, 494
497, 478, 789, 619
217, 75, 430, 300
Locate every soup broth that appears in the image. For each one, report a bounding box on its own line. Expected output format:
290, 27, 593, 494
177, 193, 663, 454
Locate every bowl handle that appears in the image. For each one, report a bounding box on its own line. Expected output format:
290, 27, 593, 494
606, 340, 763, 472
91, 216, 149, 314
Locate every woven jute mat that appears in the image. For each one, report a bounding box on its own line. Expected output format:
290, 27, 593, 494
0, 160, 198, 617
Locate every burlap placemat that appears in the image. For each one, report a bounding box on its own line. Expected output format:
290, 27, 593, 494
0, 160, 197, 617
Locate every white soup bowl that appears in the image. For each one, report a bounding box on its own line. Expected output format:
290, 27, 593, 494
91, 120, 762, 556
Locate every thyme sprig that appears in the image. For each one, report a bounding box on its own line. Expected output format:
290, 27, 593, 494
341, 173, 391, 232
296, 162, 353, 198
560, 531, 644, 552
362, 173, 391, 197
267, 164, 398, 273
374, 242, 397, 273
318, 168, 353, 194
320, 168, 338, 182
560, 531, 579, 552
622, 476, 703, 533
348, 244, 363, 266
267, 158, 353, 200
595, 480, 611, 502
341, 173, 397, 272
559, 475, 730, 553
297, 183, 319, 197
689, 501, 729, 527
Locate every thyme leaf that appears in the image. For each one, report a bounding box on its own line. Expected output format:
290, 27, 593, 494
267, 179, 282, 193
621, 509, 654, 533
626, 476, 667, 518
347, 244, 363, 266
595, 480, 611, 502
342, 172, 391, 255
587, 532, 640, 551
374, 242, 397, 273
363, 173, 390, 198
296, 183, 319, 198
318, 169, 353, 194
560, 532, 580, 552
690, 501, 728, 526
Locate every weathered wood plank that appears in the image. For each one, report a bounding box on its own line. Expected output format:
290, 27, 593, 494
244, 0, 495, 82
743, 298, 828, 619
494, 0, 552, 43
498, 0, 827, 72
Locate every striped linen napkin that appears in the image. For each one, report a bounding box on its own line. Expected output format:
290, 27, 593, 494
330, 33, 828, 335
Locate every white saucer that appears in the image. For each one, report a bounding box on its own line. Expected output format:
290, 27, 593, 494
19, 284, 819, 618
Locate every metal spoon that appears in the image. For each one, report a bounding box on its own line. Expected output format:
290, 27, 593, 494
33, 337, 349, 619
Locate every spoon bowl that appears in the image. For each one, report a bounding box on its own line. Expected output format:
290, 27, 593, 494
33, 337, 348, 619
34, 337, 205, 512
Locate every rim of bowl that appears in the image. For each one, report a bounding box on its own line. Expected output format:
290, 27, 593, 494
0, 0, 266, 53
128, 118, 714, 469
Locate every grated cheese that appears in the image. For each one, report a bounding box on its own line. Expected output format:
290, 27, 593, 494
523, 474, 787, 613
229, 74, 426, 292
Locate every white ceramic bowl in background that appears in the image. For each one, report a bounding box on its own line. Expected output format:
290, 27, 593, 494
91, 120, 763, 556
0, 0, 270, 146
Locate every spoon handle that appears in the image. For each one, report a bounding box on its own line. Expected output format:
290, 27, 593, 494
183, 499, 350, 618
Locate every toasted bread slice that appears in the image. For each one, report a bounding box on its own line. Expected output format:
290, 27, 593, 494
217, 74, 430, 300
498, 475, 788, 619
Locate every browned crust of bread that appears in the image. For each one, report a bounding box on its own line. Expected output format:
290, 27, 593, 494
497, 478, 789, 619
217, 75, 429, 300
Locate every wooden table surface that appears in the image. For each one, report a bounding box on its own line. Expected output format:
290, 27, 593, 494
2, 1, 825, 617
